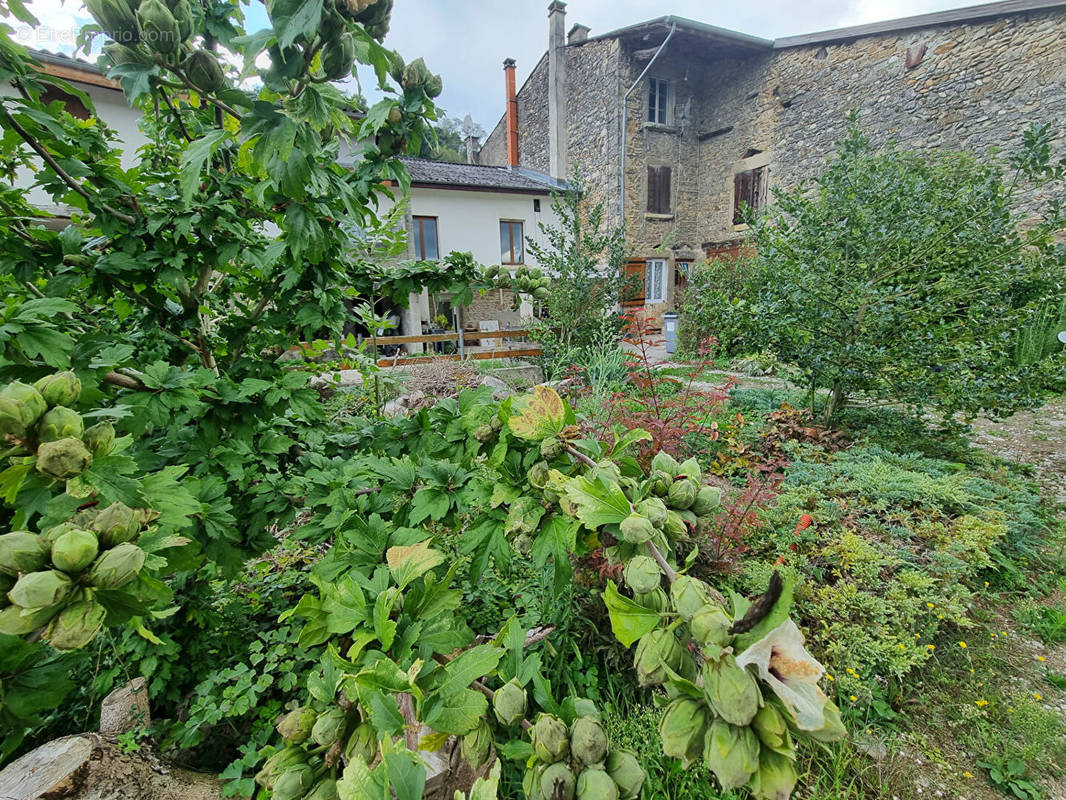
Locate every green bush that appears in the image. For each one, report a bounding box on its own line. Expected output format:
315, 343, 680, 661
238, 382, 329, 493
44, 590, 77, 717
749, 117, 1066, 420
676, 255, 769, 358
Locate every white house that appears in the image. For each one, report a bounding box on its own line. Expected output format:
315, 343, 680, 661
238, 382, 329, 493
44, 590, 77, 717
388, 157, 563, 347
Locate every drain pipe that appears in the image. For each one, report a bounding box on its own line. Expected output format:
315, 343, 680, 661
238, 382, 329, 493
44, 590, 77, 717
620, 20, 677, 225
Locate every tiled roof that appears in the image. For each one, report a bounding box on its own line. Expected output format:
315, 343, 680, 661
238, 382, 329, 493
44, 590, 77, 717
399, 158, 562, 194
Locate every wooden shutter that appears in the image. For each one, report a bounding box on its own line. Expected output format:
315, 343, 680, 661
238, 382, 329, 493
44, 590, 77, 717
622, 259, 645, 307
733, 171, 751, 224
647, 166, 671, 214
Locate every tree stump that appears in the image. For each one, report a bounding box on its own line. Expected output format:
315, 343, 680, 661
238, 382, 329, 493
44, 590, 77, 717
0, 734, 224, 800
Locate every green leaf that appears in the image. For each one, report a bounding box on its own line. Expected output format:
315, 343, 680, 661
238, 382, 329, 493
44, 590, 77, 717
507, 385, 567, 441
408, 487, 450, 525
564, 474, 631, 528
363, 690, 405, 736
271, 0, 324, 49
421, 685, 488, 736
382, 752, 426, 800
372, 590, 397, 650
386, 539, 444, 588
601, 581, 660, 647
179, 129, 227, 202
0, 463, 31, 504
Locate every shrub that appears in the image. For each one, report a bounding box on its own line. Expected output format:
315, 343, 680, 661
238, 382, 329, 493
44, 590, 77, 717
676, 254, 768, 358
750, 117, 1066, 421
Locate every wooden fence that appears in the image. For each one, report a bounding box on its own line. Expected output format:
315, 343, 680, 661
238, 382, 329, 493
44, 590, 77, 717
369, 329, 540, 367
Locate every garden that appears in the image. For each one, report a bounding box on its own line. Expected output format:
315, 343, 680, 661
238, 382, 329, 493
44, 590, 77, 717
0, 1, 1065, 799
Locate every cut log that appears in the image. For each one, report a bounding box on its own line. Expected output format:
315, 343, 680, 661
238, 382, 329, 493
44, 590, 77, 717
0, 734, 223, 800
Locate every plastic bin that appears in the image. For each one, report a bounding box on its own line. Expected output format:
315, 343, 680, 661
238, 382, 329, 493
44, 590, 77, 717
663, 312, 678, 354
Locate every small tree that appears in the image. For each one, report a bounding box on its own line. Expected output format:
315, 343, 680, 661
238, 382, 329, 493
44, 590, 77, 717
750, 117, 1066, 421
526, 170, 630, 358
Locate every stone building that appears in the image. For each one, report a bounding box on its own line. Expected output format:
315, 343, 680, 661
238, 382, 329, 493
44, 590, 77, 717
478, 0, 1066, 320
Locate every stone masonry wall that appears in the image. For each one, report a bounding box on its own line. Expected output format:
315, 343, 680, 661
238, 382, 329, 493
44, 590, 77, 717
480, 54, 551, 173
769, 8, 1066, 214
564, 38, 622, 218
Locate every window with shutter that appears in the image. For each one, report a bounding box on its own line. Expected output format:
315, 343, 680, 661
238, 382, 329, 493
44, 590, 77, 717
733, 166, 767, 225
622, 260, 646, 307
647, 166, 672, 215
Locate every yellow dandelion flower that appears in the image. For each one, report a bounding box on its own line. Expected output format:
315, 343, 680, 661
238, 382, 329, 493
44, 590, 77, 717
826, 673, 835, 681
969, 668, 975, 673
975, 699, 988, 707
1034, 693, 1043, 700
937, 614, 945, 620
1036, 655, 1046, 662
927, 644, 935, 650
927, 602, 935, 609
849, 695, 858, 702
958, 641, 967, 648
898, 643, 906, 650
984, 581, 990, 587
964, 772, 973, 779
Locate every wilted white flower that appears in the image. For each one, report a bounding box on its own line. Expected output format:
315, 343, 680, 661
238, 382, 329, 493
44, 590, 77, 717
736, 619, 828, 730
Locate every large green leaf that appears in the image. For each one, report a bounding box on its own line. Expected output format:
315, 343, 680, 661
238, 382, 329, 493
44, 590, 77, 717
564, 474, 631, 528
601, 581, 661, 647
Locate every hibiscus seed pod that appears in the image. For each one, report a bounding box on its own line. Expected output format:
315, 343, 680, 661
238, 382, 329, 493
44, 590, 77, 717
424, 73, 443, 98
253, 745, 309, 789
669, 575, 713, 621
658, 697, 709, 766
530, 714, 569, 764
570, 716, 608, 767
623, 555, 661, 594
85, 0, 141, 44
529, 461, 550, 489
575, 768, 618, 800
634, 629, 691, 687
311, 707, 347, 748
9, 569, 73, 609
666, 479, 697, 510
635, 497, 667, 528
87, 542, 145, 589
649, 470, 671, 497
169, 0, 193, 39
0, 381, 47, 438
618, 513, 655, 544
43, 598, 107, 650
321, 33, 356, 80
36, 437, 93, 480
82, 421, 116, 457
806, 699, 847, 743
676, 457, 703, 484
136, 0, 181, 55
493, 678, 528, 727
702, 718, 760, 790
51, 529, 99, 574
632, 587, 668, 613
748, 748, 798, 800
272, 765, 314, 800
539, 762, 576, 800
650, 451, 678, 477
540, 436, 563, 460
400, 56, 431, 90
461, 718, 492, 769
692, 485, 723, 516
185, 49, 225, 93
33, 371, 82, 408
752, 703, 792, 755
304, 778, 339, 800
489, 414, 504, 432
276, 706, 317, 744
0, 532, 50, 576
605, 750, 645, 800
42, 522, 81, 545
343, 721, 378, 763
474, 425, 493, 442
0, 603, 60, 635
663, 510, 687, 539
92, 501, 142, 548
703, 654, 761, 727
690, 603, 733, 649
37, 406, 84, 444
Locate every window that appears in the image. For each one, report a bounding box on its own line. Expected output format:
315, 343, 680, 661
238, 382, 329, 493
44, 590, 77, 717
645, 259, 667, 303
648, 78, 669, 125
500, 220, 524, 264
733, 166, 768, 225
413, 216, 438, 260
647, 166, 672, 215
40, 86, 90, 120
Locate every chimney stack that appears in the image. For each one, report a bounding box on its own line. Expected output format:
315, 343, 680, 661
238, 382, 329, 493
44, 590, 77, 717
568, 23, 590, 44
465, 134, 480, 165
503, 59, 519, 168
548, 1, 567, 179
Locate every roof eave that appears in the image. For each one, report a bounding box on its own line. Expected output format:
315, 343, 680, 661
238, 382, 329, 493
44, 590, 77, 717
773, 0, 1066, 48
586, 15, 773, 50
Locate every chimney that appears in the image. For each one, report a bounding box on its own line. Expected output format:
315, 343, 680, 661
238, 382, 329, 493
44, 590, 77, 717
465, 134, 480, 165
568, 23, 590, 44
503, 59, 519, 167
548, 1, 567, 179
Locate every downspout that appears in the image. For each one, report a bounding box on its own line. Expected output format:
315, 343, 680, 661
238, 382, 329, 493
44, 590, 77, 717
620, 20, 677, 225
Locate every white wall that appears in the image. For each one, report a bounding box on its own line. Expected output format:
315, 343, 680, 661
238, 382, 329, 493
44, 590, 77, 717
1, 78, 145, 214
404, 186, 556, 270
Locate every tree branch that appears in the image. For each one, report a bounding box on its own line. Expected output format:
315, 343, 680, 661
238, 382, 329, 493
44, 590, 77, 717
1, 110, 138, 225
104, 371, 146, 390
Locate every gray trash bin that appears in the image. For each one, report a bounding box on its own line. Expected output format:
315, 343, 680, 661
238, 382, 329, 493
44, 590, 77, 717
663, 312, 678, 354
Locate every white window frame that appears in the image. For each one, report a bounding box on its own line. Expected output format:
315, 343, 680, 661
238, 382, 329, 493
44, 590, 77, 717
645, 259, 667, 303
648, 78, 670, 125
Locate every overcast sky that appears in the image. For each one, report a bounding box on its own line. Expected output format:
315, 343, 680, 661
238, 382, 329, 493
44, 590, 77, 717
16, 0, 980, 131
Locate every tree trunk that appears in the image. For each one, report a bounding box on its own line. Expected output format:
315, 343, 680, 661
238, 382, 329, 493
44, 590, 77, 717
0, 734, 224, 800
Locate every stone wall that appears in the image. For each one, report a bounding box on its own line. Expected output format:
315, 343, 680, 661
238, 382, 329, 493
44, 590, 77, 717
768, 9, 1066, 214
564, 38, 622, 216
